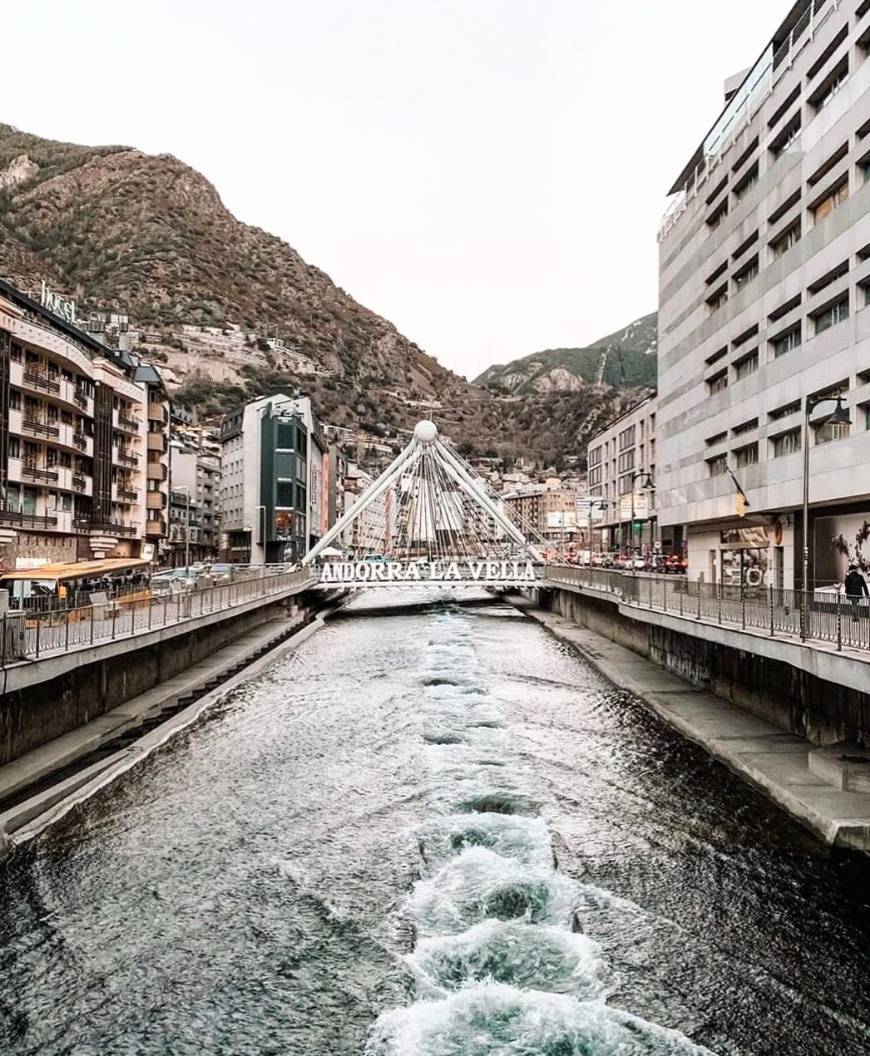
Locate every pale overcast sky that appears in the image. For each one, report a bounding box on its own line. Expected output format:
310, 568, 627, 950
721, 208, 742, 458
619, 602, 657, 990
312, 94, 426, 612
5, 0, 788, 378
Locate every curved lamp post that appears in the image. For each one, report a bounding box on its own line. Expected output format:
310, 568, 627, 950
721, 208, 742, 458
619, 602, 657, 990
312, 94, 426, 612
801, 394, 851, 638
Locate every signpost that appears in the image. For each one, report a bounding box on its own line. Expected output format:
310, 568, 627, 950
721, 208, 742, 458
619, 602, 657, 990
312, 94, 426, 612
40, 281, 76, 324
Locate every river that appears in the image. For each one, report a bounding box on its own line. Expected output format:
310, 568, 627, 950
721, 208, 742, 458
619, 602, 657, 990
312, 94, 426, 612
1, 590, 869, 1055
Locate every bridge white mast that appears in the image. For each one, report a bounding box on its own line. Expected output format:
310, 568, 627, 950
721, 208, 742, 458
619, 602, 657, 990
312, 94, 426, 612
303, 420, 549, 579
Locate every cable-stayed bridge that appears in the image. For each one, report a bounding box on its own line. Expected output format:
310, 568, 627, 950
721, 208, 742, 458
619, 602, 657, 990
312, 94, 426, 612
303, 420, 554, 590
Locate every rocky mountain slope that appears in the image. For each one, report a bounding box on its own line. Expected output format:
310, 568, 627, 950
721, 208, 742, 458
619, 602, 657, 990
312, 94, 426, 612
0, 122, 653, 467
474, 312, 657, 394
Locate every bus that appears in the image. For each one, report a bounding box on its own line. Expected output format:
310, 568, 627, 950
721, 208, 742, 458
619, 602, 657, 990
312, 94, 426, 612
0, 558, 153, 612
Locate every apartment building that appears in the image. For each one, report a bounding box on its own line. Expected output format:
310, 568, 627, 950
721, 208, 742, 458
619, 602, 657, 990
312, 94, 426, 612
501, 479, 587, 546
0, 278, 170, 569
586, 396, 663, 553
658, 0, 870, 590
169, 439, 221, 563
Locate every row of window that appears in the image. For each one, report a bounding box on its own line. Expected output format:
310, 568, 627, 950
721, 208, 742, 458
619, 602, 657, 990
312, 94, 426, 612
704, 405, 870, 476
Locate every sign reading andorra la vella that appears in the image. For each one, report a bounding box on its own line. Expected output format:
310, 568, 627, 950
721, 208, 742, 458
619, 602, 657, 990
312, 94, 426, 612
40, 281, 77, 324
319, 559, 540, 585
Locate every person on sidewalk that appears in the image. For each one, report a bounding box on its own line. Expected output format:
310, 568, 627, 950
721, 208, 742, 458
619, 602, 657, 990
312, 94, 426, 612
844, 563, 869, 621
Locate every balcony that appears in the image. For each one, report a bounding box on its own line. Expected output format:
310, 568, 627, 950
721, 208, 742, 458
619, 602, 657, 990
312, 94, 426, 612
116, 486, 138, 502
146, 490, 167, 510
72, 474, 87, 492
146, 459, 167, 481
74, 517, 138, 537
116, 412, 142, 434
21, 461, 59, 484
22, 417, 60, 439
23, 369, 61, 395
147, 431, 166, 453
117, 448, 139, 466
146, 518, 166, 537
73, 433, 88, 450
0, 503, 57, 529
73, 389, 89, 410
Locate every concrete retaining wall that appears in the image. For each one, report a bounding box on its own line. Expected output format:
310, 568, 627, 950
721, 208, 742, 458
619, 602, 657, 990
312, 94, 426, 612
0, 594, 315, 767
545, 586, 870, 747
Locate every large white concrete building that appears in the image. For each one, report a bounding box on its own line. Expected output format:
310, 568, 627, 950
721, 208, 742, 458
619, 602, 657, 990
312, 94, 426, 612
658, 0, 870, 590
0, 278, 170, 568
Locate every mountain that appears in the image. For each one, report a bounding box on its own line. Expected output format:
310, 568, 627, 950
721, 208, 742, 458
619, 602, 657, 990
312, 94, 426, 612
0, 122, 650, 468
474, 312, 657, 395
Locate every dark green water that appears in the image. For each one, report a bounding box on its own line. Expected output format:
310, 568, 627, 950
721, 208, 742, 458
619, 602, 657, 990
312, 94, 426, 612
1, 590, 869, 1055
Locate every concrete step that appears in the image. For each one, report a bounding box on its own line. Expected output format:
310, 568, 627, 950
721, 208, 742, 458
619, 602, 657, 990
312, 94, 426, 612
809, 744, 870, 794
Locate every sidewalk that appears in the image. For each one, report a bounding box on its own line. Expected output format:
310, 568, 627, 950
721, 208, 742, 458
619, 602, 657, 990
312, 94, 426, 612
513, 598, 870, 853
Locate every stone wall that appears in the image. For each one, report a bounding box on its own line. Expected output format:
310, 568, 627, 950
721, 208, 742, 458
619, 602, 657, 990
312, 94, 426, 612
544, 587, 870, 747
0, 594, 314, 767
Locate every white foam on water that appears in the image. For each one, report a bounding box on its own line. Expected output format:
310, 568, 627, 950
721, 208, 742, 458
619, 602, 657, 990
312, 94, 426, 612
408, 920, 607, 1000
366, 983, 717, 1055
418, 812, 553, 868
406, 846, 580, 937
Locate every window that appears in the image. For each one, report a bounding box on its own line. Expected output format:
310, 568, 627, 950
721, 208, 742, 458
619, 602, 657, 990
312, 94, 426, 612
769, 399, 801, 421
860, 278, 870, 308
811, 180, 848, 224
769, 294, 801, 323
732, 231, 758, 261
588, 447, 602, 467
809, 57, 848, 113
618, 425, 636, 451
771, 428, 801, 458
769, 221, 800, 258
706, 454, 728, 477
706, 201, 728, 229
808, 260, 849, 296
861, 403, 870, 431
707, 369, 728, 395
733, 256, 759, 291
705, 347, 727, 366
706, 285, 729, 312
617, 450, 635, 473
733, 163, 758, 202
706, 260, 727, 286
769, 113, 801, 159
768, 189, 800, 226
734, 443, 759, 468
734, 350, 759, 380
771, 325, 801, 358
732, 417, 758, 436
807, 142, 849, 188
812, 295, 849, 334
9, 437, 19, 458
705, 431, 727, 447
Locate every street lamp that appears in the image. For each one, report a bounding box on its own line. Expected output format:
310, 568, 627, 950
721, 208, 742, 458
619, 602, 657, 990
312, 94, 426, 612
801, 394, 851, 637
629, 472, 655, 559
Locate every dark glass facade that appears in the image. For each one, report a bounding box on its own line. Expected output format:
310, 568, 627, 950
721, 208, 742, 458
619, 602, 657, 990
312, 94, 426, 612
260, 409, 307, 562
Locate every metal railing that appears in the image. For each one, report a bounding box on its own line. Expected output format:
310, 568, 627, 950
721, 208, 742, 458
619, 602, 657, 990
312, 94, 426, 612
543, 566, 870, 653
1, 566, 317, 666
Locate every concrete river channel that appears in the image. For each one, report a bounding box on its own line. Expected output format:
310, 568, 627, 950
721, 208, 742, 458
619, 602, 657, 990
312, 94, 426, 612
1, 589, 870, 1055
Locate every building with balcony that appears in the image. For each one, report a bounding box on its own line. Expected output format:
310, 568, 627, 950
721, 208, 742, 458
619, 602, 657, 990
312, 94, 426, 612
586, 396, 663, 554
658, 0, 870, 591
169, 436, 221, 563
0, 278, 170, 568
501, 479, 588, 547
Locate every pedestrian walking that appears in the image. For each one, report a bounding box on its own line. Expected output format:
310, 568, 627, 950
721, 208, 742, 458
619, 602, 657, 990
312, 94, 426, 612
844, 563, 869, 621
